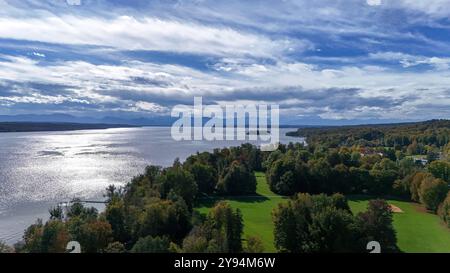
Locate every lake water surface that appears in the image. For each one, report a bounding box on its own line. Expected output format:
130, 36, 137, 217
0, 127, 303, 244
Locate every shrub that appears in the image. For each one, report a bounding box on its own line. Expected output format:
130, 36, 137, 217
131, 236, 171, 253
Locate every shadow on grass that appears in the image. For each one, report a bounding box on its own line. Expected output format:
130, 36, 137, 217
347, 194, 412, 203
195, 192, 273, 209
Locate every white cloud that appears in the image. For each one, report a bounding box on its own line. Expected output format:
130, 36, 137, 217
370, 52, 450, 70
32, 52, 46, 58
1, 1, 450, 121
66, 0, 81, 6
394, 0, 450, 17
134, 101, 168, 113
1, 53, 450, 120
0, 15, 305, 59
367, 0, 382, 7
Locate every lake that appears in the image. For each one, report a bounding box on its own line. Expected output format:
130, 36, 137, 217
0, 127, 304, 244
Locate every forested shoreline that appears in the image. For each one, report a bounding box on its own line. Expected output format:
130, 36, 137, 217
0, 122, 137, 132
1, 120, 449, 253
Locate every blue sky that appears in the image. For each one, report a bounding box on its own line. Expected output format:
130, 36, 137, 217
1, 0, 450, 124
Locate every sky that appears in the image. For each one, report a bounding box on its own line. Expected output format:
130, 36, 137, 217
1, 0, 450, 125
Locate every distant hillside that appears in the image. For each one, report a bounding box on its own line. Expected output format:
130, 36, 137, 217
287, 119, 450, 148
0, 122, 137, 133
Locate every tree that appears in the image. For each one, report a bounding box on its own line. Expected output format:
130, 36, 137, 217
438, 193, 450, 228
104, 198, 129, 242
419, 178, 449, 212
267, 157, 290, 194
216, 161, 256, 195
272, 201, 299, 252
158, 166, 198, 207
244, 236, 264, 253
393, 173, 415, 198
40, 220, 70, 253
263, 150, 283, 170
49, 206, 64, 220
131, 236, 171, 253
278, 171, 296, 195
137, 199, 191, 242
66, 199, 98, 221
77, 220, 113, 253
332, 164, 351, 193
0, 241, 14, 253
356, 200, 397, 252
188, 162, 217, 195
327, 150, 342, 166
385, 149, 397, 161
123, 174, 160, 207
307, 206, 361, 252
144, 165, 162, 183
307, 158, 332, 193
372, 158, 397, 172
22, 219, 44, 253
349, 167, 371, 194
272, 193, 363, 253
397, 158, 416, 178
206, 201, 244, 253
267, 154, 309, 195
428, 160, 450, 182
410, 172, 433, 202
368, 169, 397, 195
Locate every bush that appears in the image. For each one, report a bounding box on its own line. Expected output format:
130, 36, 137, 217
131, 236, 171, 253
181, 234, 209, 253
103, 241, 126, 253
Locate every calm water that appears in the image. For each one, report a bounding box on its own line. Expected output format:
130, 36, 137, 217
0, 127, 303, 244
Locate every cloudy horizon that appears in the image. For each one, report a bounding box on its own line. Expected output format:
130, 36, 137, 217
1, 0, 450, 125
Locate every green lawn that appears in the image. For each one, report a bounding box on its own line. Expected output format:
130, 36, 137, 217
196, 172, 286, 252
196, 173, 450, 253
349, 196, 450, 253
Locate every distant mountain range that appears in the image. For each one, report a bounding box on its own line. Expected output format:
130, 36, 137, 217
0, 114, 308, 128
0, 122, 138, 133
0, 114, 174, 126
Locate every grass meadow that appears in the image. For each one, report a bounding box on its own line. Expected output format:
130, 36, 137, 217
196, 173, 450, 253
